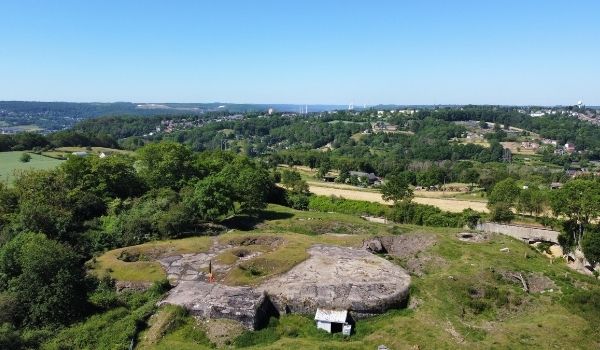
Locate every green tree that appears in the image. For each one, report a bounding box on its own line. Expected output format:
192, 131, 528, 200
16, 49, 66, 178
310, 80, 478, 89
489, 202, 515, 223
281, 169, 302, 188
186, 176, 234, 222
19, 153, 31, 163
582, 232, 600, 266
137, 142, 196, 190
0, 232, 87, 327
516, 187, 547, 216
382, 173, 414, 204
220, 160, 272, 213
61, 155, 145, 199
463, 168, 480, 189
488, 178, 520, 206
551, 179, 600, 249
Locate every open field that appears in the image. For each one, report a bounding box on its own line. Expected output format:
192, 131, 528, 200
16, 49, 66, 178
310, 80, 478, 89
41, 146, 134, 159
0, 124, 43, 132
0, 151, 64, 183
308, 183, 489, 213
88, 204, 600, 349
54, 146, 133, 155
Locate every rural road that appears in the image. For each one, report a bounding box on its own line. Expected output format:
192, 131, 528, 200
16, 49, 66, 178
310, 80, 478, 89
308, 184, 489, 213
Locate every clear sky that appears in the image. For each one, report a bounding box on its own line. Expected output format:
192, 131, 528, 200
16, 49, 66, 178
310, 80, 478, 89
0, 0, 598, 105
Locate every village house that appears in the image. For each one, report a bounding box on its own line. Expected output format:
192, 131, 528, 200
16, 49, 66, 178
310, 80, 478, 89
541, 139, 558, 146
349, 171, 380, 185
314, 308, 353, 335
564, 143, 576, 153
520, 141, 539, 150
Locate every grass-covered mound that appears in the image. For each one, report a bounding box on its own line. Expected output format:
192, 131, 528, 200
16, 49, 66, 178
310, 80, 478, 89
58, 205, 600, 349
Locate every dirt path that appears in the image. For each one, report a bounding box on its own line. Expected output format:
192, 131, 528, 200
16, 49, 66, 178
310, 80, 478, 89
308, 184, 489, 213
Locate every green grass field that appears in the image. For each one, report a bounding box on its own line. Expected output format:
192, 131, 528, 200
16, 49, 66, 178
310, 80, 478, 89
0, 151, 64, 184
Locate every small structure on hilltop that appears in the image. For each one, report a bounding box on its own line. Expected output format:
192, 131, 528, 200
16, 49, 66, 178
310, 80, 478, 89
315, 308, 353, 335
71, 151, 88, 157
99, 151, 114, 158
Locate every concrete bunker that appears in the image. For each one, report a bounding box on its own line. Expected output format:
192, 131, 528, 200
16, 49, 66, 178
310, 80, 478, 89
159, 243, 411, 331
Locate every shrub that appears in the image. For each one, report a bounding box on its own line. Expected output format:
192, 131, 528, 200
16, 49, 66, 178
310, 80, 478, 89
287, 193, 309, 210
308, 195, 390, 217
489, 202, 514, 223
19, 153, 31, 163
388, 201, 464, 227
582, 232, 600, 265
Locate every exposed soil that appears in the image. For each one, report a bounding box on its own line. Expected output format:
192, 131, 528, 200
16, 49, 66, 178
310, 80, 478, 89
379, 233, 437, 259
457, 232, 491, 243
228, 236, 283, 247
496, 270, 557, 293
404, 253, 446, 277
525, 273, 558, 293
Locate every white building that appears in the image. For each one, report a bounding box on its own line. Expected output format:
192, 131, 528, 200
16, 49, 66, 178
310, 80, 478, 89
314, 308, 352, 335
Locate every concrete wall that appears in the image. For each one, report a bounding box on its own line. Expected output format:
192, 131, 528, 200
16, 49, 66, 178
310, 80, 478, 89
476, 222, 559, 243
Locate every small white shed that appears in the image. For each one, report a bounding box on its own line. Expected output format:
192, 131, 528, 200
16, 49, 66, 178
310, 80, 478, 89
314, 308, 352, 334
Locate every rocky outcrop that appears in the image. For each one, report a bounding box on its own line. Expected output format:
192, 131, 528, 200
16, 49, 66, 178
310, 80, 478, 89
260, 245, 411, 318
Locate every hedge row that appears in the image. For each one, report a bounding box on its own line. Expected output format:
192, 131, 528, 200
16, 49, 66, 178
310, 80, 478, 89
307, 195, 481, 228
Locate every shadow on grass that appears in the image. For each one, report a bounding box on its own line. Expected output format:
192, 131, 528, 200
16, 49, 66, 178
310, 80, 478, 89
221, 210, 295, 231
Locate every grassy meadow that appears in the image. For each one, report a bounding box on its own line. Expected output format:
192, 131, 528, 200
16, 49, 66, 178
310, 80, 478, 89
0, 151, 64, 184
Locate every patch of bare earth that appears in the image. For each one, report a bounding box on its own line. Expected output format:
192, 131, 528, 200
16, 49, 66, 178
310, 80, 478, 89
457, 232, 492, 243
363, 234, 444, 276
497, 270, 558, 293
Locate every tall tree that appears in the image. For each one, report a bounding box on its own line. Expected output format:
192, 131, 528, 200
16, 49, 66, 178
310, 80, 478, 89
551, 179, 600, 249
137, 142, 196, 190
381, 173, 414, 204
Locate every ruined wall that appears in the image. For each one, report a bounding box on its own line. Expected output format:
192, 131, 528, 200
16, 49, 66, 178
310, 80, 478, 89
476, 222, 559, 243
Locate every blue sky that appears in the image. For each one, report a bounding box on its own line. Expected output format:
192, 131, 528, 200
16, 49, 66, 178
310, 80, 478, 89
0, 0, 598, 105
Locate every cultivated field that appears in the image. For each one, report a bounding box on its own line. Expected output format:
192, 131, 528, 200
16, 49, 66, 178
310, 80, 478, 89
0, 151, 64, 184
308, 183, 489, 213
501, 141, 537, 155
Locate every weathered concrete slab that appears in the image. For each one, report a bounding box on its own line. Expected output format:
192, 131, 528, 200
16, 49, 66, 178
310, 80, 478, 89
476, 222, 559, 243
260, 245, 411, 317
158, 281, 277, 330
158, 242, 411, 328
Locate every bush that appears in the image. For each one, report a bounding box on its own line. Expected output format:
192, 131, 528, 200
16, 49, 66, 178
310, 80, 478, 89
307, 195, 475, 228
287, 193, 309, 210
19, 153, 31, 163
308, 195, 390, 217
462, 209, 481, 229
388, 201, 464, 227
582, 232, 600, 265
